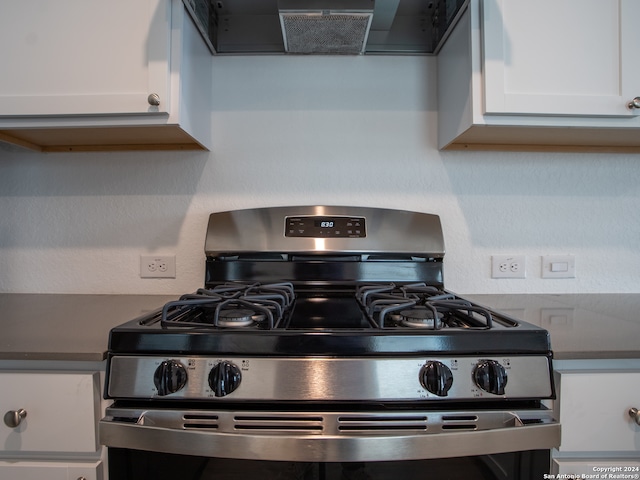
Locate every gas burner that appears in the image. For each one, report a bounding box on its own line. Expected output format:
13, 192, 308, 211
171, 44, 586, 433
355, 283, 498, 329
157, 282, 295, 330
217, 308, 259, 328
395, 307, 444, 329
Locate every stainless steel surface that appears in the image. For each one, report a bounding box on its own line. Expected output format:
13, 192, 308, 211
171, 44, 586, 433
3, 408, 27, 428
108, 355, 553, 401
147, 93, 161, 106
204, 206, 445, 256
100, 407, 560, 461
629, 407, 640, 425
628, 97, 640, 109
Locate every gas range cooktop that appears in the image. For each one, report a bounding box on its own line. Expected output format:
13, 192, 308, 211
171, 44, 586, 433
108, 280, 552, 357
107, 281, 554, 403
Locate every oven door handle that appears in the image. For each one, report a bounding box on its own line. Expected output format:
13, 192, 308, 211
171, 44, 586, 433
99, 415, 560, 462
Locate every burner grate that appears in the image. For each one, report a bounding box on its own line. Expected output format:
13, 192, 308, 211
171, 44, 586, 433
151, 282, 511, 332
160, 282, 295, 329
356, 283, 496, 330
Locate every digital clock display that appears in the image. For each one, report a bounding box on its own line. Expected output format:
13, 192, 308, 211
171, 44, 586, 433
315, 220, 334, 228
285, 216, 366, 238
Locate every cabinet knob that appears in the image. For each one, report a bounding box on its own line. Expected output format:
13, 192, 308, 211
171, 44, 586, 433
147, 93, 161, 106
628, 97, 640, 109
628, 407, 640, 425
3, 409, 27, 428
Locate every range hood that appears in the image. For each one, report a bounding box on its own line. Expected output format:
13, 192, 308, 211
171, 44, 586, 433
185, 0, 468, 55
278, 0, 374, 54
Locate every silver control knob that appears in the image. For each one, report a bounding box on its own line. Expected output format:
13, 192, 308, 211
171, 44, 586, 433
4, 409, 27, 428
628, 97, 640, 109
153, 360, 188, 396
473, 359, 508, 395
629, 407, 640, 425
148, 93, 161, 106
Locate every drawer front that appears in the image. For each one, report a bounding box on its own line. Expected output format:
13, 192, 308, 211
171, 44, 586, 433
0, 372, 100, 453
556, 371, 640, 452
0, 460, 102, 480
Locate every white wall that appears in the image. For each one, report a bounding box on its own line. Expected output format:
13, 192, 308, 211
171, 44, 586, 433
1, 55, 639, 295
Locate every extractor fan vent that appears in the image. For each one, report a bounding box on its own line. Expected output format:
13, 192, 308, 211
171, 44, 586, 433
278, 0, 374, 54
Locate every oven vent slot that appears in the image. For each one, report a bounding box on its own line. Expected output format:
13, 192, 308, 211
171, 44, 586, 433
440, 414, 478, 431
337, 415, 428, 432
183, 414, 219, 430
233, 415, 324, 432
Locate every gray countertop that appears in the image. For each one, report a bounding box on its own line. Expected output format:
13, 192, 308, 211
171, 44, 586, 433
465, 294, 640, 360
0, 294, 176, 361
1, 293, 639, 362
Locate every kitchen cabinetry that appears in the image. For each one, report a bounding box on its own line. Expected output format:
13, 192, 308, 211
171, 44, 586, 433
0, 0, 212, 152
438, 0, 640, 152
0, 363, 106, 480
551, 360, 640, 475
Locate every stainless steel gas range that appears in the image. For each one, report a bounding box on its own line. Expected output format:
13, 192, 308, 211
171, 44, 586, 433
100, 206, 560, 480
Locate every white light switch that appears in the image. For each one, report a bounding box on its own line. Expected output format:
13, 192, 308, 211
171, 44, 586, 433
550, 262, 569, 273
542, 255, 575, 278
540, 308, 574, 327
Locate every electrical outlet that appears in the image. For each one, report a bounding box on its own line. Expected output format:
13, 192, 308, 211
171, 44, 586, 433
140, 255, 176, 278
491, 255, 526, 279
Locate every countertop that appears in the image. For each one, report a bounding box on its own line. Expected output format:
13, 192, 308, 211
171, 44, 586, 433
1, 293, 639, 362
465, 294, 640, 360
0, 294, 176, 362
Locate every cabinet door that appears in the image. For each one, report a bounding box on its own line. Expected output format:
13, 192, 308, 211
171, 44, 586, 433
482, 0, 640, 117
556, 371, 640, 453
0, 0, 170, 116
0, 372, 100, 453
0, 461, 102, 480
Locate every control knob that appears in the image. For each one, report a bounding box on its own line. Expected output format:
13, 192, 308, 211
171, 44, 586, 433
209, 361, 242, 397
153, 360, 188, 396
419, 361, 454, 397
473, 359, 507, 395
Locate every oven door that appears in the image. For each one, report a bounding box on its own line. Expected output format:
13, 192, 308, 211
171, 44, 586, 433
100, 404, 560, 479
107, 448, 552, 480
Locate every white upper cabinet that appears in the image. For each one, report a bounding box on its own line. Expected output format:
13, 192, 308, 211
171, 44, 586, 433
0, 0, 212, 151
483, 0, 640, 117
438, 0, 640, 151
0, 0, 169, 117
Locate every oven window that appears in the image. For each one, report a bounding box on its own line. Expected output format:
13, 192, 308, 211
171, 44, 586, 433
108, 449, 550, 480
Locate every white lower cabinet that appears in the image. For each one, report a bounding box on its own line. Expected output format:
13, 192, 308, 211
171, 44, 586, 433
0, 367, 106, 480
0, 460, 102, 480
552, 365, 640, 475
